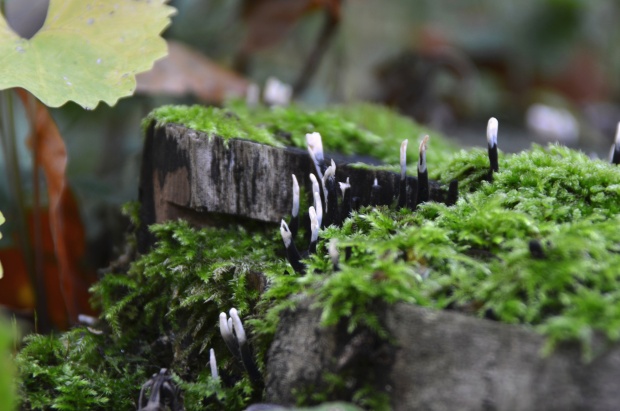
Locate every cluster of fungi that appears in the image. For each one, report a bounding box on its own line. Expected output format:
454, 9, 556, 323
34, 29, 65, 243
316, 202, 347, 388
279, 117, 500, 274
137, 117, 620, 409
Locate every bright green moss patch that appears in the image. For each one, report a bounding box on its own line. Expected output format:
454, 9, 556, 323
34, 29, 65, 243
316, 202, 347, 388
144, 105, 283, 147
146, 102, 459, 169
18, 221, 287, 410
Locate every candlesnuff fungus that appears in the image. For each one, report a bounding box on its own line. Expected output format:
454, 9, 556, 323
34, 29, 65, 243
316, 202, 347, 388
610, 122, 620, 165
370, 177, 382, 206
417, 135, 430, 204
487, 117, 499, 175
338, 177, 352, 225
307, 131, 326, 180
322, 159, 339, 227
289, 174, 300, 238
313, 190, 323, 229
398, 139, 408, 209
219, 309, 262, 384
280, 220, 305, 274
219, 312, 240, 360
309, 206, 319, 255
228, 308, 261, 384
209, 348, 219, 379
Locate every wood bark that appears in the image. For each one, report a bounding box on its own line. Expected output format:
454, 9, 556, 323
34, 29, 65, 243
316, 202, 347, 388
138, 121, 451, 251
266, 300, 620, 411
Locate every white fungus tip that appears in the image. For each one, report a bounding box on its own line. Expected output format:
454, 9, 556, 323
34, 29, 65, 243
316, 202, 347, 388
339, 180, 350, 196
229, 308, 247, 345
418, 135, 429, 173
400, 139, 408, 179
323, 163, 336, 181
292, 175, 300, 217
280, 220, 292, 247
209, 348, 219, 379
313, 191, 323, 227
219, 312, 232, 337
309, 173, 320, 193
306, 132, 324, 162
615, 122, 620, 145
309, 207, 319, 242
373, 177, 379, 186
487, 117, 498, 147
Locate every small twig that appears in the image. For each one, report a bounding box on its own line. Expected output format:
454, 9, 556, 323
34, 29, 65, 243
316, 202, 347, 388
293, 8, 340, 97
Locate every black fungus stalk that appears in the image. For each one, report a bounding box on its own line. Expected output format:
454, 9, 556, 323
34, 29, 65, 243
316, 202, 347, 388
447, 179, 459, 206
289, 174, 300, 238
398, 139, 408, 209
280, 220, 305, 273
417, 135, 429, 204
610, 122, 620, 165
322, 160, 339, 227
229, 308, 262, 384
487, 117, 499, 175
370, 178, 382, 206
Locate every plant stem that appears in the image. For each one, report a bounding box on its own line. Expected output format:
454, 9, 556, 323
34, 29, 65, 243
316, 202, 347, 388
0, 89, 51, 332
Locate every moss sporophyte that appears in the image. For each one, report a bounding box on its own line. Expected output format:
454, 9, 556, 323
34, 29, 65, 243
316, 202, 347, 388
16, 104, 620, 410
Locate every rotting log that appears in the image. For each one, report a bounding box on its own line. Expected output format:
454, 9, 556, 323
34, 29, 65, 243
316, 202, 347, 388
266, 299, 620, 411
138, 121, 450, 251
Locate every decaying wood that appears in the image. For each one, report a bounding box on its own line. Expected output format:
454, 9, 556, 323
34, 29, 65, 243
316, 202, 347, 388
266, 299, 620, 411
138, 121, 450, 251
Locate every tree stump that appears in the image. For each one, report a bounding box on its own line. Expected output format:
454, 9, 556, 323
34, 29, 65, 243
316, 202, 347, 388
138, 121, 450, 251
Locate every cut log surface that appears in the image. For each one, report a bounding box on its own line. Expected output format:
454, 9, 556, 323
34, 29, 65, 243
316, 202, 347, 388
139, 121, 449, 250
266, 300, 620, 411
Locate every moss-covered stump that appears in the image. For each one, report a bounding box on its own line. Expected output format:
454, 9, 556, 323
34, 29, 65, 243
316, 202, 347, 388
16, 102, 620, 410
268, 300, 620, 411
138, 122, 452, 251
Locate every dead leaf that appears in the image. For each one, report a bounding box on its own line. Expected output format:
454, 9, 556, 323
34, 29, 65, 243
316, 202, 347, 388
0, 209, 66, 329
16, 89, 96, 325
136, 40, 250, 103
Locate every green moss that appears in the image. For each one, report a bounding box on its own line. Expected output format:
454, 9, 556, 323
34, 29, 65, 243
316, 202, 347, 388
18, 221, 287, 410
145, 102, 459, 169
18, 104, 620, 409
143, 105, 283, 147
259, 144, 620, 360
